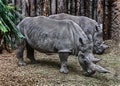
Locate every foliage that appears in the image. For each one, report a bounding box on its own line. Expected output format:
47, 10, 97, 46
0, 0, 24, 48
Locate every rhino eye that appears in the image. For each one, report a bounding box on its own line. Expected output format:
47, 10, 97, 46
95, 42, 100, 46
81, 54, 85, 59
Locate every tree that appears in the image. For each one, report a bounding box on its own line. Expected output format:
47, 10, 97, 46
111, 0, 120, 43
0, 0, 24, 53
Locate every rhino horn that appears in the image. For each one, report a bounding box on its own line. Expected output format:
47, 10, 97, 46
102, 44, 109, 49
91, 63, 110, 73
91, 57, 101, 63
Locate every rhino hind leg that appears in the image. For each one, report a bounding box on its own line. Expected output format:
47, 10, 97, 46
16, 39, 26, 66
26, 42, 36, 64
59, 52, 69, 74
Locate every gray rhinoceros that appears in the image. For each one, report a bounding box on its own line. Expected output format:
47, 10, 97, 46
16, 16, 109, 76
49, 13, 108, 54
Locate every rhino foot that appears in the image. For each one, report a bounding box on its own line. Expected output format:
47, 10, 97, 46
30, 60, 37, 64
60, 66, 69, 74
18, 61, 26, 66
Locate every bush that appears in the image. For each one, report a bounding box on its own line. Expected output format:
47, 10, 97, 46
0, 0, 24, 51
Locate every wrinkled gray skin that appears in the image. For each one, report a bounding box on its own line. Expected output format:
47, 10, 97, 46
49, 13, 108, 54
16, 16, 109, 76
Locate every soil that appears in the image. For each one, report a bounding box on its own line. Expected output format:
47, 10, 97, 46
0, 40, 120, 86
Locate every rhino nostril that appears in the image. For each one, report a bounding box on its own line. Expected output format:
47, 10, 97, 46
81, 56, 84, 59
84, 69, 96, 76
87, 69, 92, 73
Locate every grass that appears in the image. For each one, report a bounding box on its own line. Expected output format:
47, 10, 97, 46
0, 40, 120, 86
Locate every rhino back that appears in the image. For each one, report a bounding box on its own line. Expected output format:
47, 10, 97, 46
79, 16, 101, 34
49, 13, 80, 26
17, 16, 87, 53
49, 13, 97, 36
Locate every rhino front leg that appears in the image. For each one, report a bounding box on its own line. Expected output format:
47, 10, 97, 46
59, 52, 69, 74
26, 42, 36, 64
16, 39, 26, 66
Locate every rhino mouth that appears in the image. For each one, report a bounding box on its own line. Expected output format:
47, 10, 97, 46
84, 69, 96, 76
94, 45, 105, 54
95, 49, 104, 54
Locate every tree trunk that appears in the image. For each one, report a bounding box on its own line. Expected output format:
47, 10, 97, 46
97, 0, 103, 24
42, 0, 49, 16
76, 0, 80, 16
0, 31, 3, 54
36, 0, 41, 16
15, 0, 22, 12
67, 0, 71, 14
80, 0, 84, 16
70, 0, 75, 15
84, 0, 90, 17
111, 0, 120, 43
57, 0, 64, 13
29, 0, 35, 16
51, 0, 56, 14
63, 0, 67, 13
21, 0, 28, 16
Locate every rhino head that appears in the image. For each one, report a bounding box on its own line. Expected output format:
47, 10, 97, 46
78, 38, 109, 76
94, 42, 109, 54
93, 26, 109, 54
78, 51, 109, 76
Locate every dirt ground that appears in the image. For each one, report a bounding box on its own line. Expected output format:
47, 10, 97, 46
0, 40, 120, 86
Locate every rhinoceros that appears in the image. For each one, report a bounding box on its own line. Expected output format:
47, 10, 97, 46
49, 13, 108, 54
16, 16, 109, 76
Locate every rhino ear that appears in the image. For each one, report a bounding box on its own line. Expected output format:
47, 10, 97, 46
96, 24, 103, 32
87, 35, 92, 42
79, 38, 84, 45
95, 26, 99, 32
